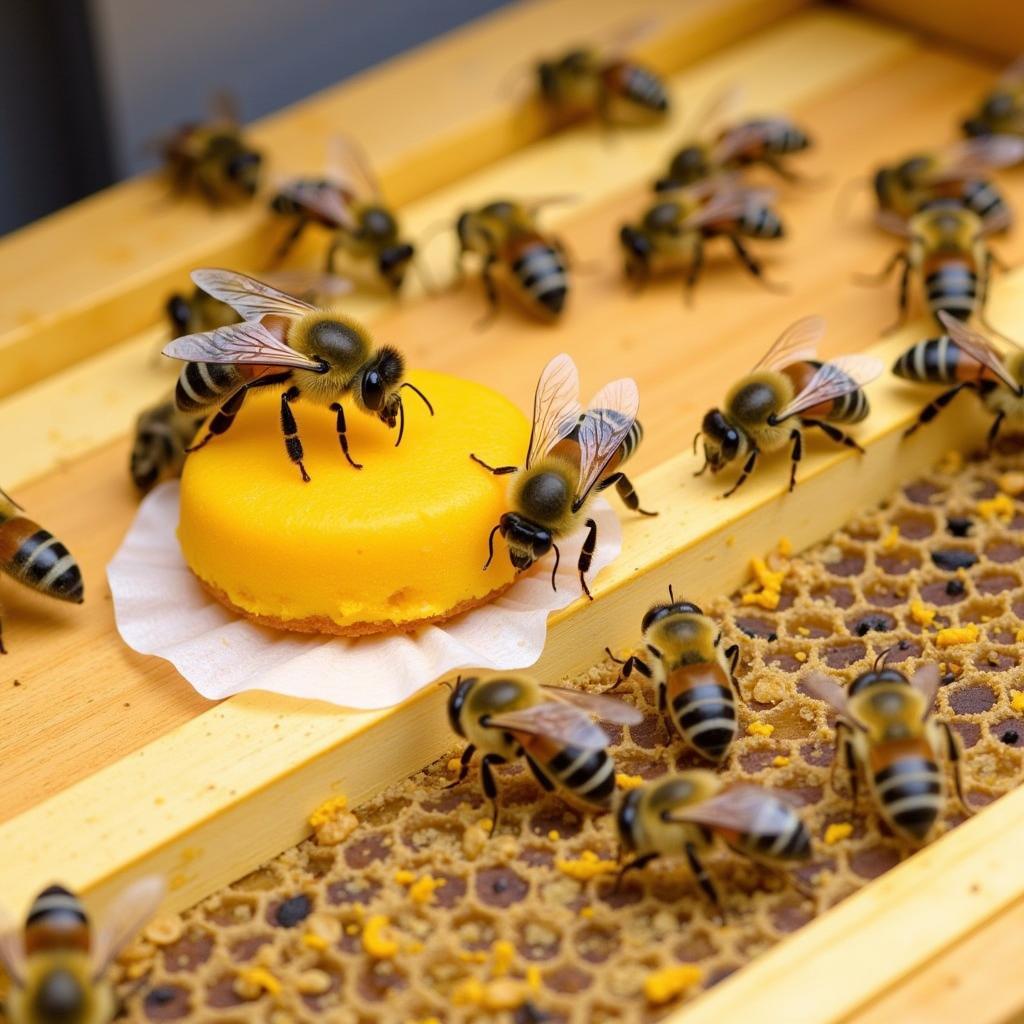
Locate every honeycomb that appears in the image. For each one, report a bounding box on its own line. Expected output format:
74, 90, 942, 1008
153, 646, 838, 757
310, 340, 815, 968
115, 444, 1024, 1024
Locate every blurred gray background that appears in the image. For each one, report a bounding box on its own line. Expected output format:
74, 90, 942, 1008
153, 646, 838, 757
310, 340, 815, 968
0, 0, 511, 236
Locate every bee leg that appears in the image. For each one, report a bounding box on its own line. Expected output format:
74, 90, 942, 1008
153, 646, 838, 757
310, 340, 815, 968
685, 842, 722, 916
881, 256, 912, 335
802, 419, 865, 455
577, 519, 599, 600
272, 216, 309, 265
986, 410, 1006, 452
328, 402, 363, 469
480, 754, 503, 834
902, 382, 973, 438
524, 754, 555, 792
727, 235, 787, 293
443, 744, 476, 789
787, 428, 803, 492
0, 610, 5, 655
280, 386, 310, 483
605, 472, 658, 516
603, 650, 651, 689
722, 447, 759, 498
613, 852, 658, 894
684, 237, 704, 306
469, 453, 517, 475
725, 644, 741, 677
475, 255, 500, 329
185, 386, 248, 453
940, 721, 974, 817
854, 248, 907, 287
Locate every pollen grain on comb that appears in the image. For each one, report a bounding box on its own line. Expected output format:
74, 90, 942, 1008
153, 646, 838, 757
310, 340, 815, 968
644, 964, 703, 1004
936, 625, 981, 647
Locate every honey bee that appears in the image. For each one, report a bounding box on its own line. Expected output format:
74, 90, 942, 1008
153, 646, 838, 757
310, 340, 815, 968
606, 588, 741, 762
129, 397, 205, 493
445, 673, 642, 827
860, 201, 1007, 336
0, 487, 84, 653
535, 41, 669, 128
619, 181, 787, 299
160, 94, 261, 205
471, 354, 654, 599
615, 773, 811, 908
696, 316, 882, 496
455, 198, 571, 322
962, 56, 1024, 140
269, 138, 415, 292
0, 877, 165, 1024
803, 657, 972, 843
161, 269, 433, 482
896, 312, 1024, 448
870, 136, 1023, 236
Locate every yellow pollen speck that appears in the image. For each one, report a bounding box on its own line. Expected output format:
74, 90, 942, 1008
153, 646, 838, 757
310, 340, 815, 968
394, 869, 416, 886
936, 625, 980, 647
777, 537, 793, 557
408, 875, 445, 905
237, 967, 281, 997
492, 939, 516, 977
938, 450, 963, 474
880, 524, 900, 551
794, 651, 807, 662
797, 626, 810, 637
909, 599, 936, 628
977, 493, 1014, 521
555, 849, 618, 880
452, 977, 485, 1006
824, 822, 853, 845
1016, 629, 1024, 644
998, 471, 1024, 496
616, 772, 645, 790
548, 830, 561, 841
478, 818, 494, 832
1011, 692, 1024, 713
643, 964, 702, 1005
362, 915, 398, 959
772, 755, 790, 767
579, 906, 595, 918
302, 932, 328, 951
307, 795, 347, 829
747, 721, 775, 737
345, 923, 360, 935
751, 557, 785, 591
527, 965, 542, 993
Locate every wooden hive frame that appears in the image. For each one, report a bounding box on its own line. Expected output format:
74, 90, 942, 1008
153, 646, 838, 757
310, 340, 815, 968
1, 2, 1023, 1020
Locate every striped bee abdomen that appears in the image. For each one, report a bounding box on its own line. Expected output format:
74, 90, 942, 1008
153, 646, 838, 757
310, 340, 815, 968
924, 261, 977, 321
892, 335, 986, 384
25, 885, 90, 954
873, 756, 943, 841
961, 179, 1007, 227
175, 361, 245, 413
733, 796, 812, 863
615, 63, 669, 114
785, 360, 869, 423
740, 203, 784, 239
0, 517, 84, 603
533, 738, 616, 809
509, 238, 568, 317
667, 666, 737, 762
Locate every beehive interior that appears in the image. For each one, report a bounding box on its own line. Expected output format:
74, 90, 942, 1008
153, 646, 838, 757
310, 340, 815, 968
116, 444, 1024, 1023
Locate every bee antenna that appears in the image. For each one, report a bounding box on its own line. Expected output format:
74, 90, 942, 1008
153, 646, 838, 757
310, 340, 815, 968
439, 675, 459, 692
395, 397, 405, 448
484, 524, 500, 570
668, 583, 675, 603
692, 431, 701, 455
401, 381, 435, 415
874, 642, 903, 670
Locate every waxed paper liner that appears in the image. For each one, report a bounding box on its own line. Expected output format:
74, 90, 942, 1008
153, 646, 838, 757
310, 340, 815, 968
106, 481, 622, 708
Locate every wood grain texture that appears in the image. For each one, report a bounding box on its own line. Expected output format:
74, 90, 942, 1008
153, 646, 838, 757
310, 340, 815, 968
0, 0, 806, 401
0, 10, 923, 824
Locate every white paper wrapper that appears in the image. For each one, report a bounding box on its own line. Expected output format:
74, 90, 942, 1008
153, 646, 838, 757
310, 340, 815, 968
107, 482, 621, 709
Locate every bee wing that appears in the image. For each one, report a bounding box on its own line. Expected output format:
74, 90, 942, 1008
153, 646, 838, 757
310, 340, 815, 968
0, 904, 26, 988
522, 194, 580, 219
191, 268, 317, 322
0, 485, 25, 512
685, 82, 744, 139
540, 685, 644, 725
275, 179, 356, 230
930, 136, 1024, 180
261, 269, 353, 305
775, 354, 883, 422
573, 377, 639, 511
937, 311, 1023, 391
89, 875, 166, 980
910, 663, 942, 720
162, 320, 323, 371
663, 784, 792, 833
526, 353, 582, 468
713, 118, 793, 164
486, 702, 610, 750
800, 671, 851, 719
873, 209, 913, 238
750, 315, 826, 373
677, 183, 769, 231
327, 134, 382, 201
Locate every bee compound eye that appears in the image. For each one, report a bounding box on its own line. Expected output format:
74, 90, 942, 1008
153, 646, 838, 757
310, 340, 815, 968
362, 371, 385, 410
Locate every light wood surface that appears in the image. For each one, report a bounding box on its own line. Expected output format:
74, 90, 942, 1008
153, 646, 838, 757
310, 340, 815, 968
0, 0, 805, 401
0, 9, 928, 823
